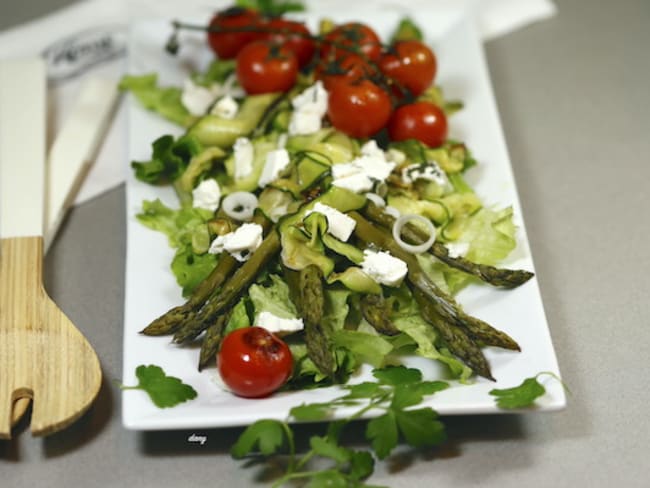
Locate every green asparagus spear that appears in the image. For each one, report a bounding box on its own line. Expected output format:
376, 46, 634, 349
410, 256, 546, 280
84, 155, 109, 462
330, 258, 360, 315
362, 202, 534, 288
140, 253, 237, 336
412, 287, 494, 380
172, 230, 281, 343
453, 312, 520, 351
360, 295, 401, 336
198, 313, 229, 370
299, 265, 336, 377
349, 211, 517, 374
141, 211, 272, 336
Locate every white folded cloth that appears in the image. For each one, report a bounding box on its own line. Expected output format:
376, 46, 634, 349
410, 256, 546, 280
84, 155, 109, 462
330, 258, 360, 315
0, 0, 556, 205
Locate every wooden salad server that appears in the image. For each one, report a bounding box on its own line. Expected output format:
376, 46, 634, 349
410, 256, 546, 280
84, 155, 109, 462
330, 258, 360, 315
0, 58, 102, 439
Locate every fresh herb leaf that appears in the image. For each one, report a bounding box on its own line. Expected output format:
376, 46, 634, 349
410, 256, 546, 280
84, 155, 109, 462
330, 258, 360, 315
348, 450, 375, 481
233, 366, 449, 483
309, 436, 351, 464
390, 381, 448, 410
290, 402, 332, 421
121, 365, 197, 408
372, 365, 422, 386
231, 419, 288, 458
395, 408, 446, 448
304, 470, 349, 487
343, 381, 384, 399
490, 375, 547, 409
366, 411, 399, 460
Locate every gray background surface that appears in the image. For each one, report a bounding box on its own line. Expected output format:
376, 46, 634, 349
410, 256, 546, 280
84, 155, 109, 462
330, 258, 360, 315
2, 0, 649, 486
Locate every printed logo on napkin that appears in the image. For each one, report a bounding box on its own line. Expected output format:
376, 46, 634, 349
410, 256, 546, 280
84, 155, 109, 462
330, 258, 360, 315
42, 25, 127, 82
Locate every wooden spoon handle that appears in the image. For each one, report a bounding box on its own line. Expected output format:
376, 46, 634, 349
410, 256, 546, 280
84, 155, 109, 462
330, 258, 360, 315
0, 59, 46, 239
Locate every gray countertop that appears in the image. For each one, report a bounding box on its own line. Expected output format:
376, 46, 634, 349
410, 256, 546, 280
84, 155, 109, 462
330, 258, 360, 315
2, 0, 650, 486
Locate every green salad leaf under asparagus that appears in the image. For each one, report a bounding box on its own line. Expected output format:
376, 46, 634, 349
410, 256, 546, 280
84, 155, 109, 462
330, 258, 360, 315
122, 10, 534, 394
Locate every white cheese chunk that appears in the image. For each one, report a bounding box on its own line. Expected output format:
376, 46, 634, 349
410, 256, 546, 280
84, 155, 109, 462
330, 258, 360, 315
292, 80, 328, 113
258, 148, 290, 187
330, 145, 395, 194
181, 79, 220, 116
256, 311, 304, 336
332, 172, 374, 193
289, 81, 329, 135
289, 111, 323, 136
233, 137, 254, 180
446, 241, 470, 258
208, 223, 263, 262
306, 202, 356, 242
361, 249, 408, 287
331, 161, 361, 180
360, 140, 384, 158
401, 160, 448, 187
210, 95, 238, 119
356, 155, 395, 181
192, 179, 221, 212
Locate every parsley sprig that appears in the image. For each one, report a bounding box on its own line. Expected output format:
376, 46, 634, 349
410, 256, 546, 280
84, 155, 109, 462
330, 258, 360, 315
119, 364, 198, 408
231, 365, 449, 486
489, 372, 568, 409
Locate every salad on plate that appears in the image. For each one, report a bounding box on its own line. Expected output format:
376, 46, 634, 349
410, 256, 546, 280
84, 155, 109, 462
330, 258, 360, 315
121, 3, 540, 406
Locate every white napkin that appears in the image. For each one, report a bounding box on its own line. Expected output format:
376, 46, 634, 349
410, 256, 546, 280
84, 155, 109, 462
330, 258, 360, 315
0, 0, 556, 206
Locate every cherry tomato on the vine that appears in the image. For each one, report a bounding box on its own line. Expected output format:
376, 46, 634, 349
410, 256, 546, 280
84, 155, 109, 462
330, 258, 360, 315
327, 79, 392, 138
321, 22, 383, 62
207, 7, 262, 59
260, 17, 315, 68
314, 54, 376, 90
217, 327, 293, 398
388, 101, 448, 148
236, 41, 298, 94
379, 40, 437, 98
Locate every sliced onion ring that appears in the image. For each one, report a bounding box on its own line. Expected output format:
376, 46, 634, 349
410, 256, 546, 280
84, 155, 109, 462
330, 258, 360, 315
222, 191, 258, 221
392, 214, 436, 254
365, 192, 386, 207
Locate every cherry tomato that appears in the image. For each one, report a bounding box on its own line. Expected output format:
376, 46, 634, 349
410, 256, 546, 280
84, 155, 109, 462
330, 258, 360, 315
261, 18, 315, 67
379, 40, 437, 98
236, 41, 298, 94
321, 22, 383, 62
314, 54, 376, 90
327, 79, 392, 138
207, 7, 262, 59
217, 326, 293, 398
388, 101, 448, 148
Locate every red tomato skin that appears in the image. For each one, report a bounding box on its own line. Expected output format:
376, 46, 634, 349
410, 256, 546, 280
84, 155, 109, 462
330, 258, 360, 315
314, 54, 376, 90
218, 327, 293, 398
207, 7, 262, 60
261, 18, 315, 67
388, 101, 448, 148
379, 41, 437, 97
236, 41, 298, 94
321, 22, 383, 62
327, 80, 392, 138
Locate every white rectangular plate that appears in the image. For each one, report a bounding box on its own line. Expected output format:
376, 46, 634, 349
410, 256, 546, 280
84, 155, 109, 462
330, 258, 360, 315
122, 5, 566, 430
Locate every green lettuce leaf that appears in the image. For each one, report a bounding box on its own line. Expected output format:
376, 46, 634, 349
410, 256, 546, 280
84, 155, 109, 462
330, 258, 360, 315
426, 206, 519, 294
390, 286, 472, 380
331, 329, 393, 368
171, 244, 218, 297
132, 134, 203, 184
249, 274, 298, 320
136, 198, 213, 249
224, 297, 252, 334
192, 59, 236, 86
119, 73, 193, 126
